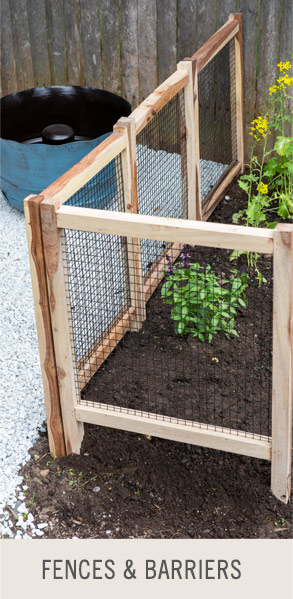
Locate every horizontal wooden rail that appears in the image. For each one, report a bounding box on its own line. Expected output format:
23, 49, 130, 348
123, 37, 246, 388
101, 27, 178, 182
192, 19, 239, 72
41, 131, 127, 207
75, 404, 271, 461
77, 307, 136, 390
57, 207, 274, 255
131, 69, 189, 134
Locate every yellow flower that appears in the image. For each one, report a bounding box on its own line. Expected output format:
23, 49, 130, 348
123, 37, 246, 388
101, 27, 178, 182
250, 116, 268, 140
257, 182, 268, 195
277, 61, 292, 73
269, 84, 278, 95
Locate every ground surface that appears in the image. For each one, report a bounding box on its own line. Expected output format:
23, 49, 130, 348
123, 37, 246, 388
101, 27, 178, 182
14, 179, 293, 539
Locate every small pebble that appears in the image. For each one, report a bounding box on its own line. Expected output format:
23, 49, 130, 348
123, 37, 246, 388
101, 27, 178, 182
92, 486, 101, 493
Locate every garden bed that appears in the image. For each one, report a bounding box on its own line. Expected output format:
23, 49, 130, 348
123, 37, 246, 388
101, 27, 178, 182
12, 177, 292, 540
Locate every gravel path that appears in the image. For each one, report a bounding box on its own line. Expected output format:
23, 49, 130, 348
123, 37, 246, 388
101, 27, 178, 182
0, 193, 46, 538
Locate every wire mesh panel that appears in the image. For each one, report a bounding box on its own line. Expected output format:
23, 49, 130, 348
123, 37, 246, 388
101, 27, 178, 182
198, 40, 237, 203
136, 90, 188, 278
80, 241, 273, 440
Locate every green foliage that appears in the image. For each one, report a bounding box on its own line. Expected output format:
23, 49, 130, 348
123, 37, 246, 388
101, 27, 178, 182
161, 262, 249, 343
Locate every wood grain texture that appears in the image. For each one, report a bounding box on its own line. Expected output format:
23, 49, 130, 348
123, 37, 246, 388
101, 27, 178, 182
45, 0, 66, 85
0, 0, 17, 95
138, 0, 157, 101
238, 0, 259, 161
271, 225, 293, 504
121, 0, 139, 107
193, 19, 239, 72
157, 0, 177, 83
76, 404, 271, 460
279, 0, 293, 137
230, 13, 245, 171
27, 0, 51, 87
100, 0, 121, 93
218, 0, 238, 27
196, 0, 217, 50
64, 0, 84, 85
80, 0, 103, 88
9, 0, 34, 90
177, 0, 197, 61
24, 195, 66, 458
40, 199, 84, 454
56, 205, 274, 255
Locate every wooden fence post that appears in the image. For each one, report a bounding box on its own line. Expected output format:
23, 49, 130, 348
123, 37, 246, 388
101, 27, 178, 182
177, 58, 202, 220
114, 116, 146, 331
24, 195, 66, 458
229, 13, 245, 173
40, 198, 84, 455
271, 224, 293, 503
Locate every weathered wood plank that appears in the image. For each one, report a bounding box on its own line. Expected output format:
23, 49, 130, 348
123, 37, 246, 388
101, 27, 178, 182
138, 0, 157, 101
27, 0, 51, 87
196, 0, 217, 50
76, 404, 272, 461
24, 195, 66, 458
80, 0, 103, 88
218, 0, 238, 27
279, 0, 293, 137
9, 0, 34, 90
177, 0, 197, 61
238, 0, 259, 161
0, 0, 17, 95
121, 0, 139, 107
64, 0, 84, 85
100, 0, 121, 94
271, 225, 293, 504
157, 0, 177, 83
56, 206, 275, 255
41, 199, 84, 454
45, 0, 66, 85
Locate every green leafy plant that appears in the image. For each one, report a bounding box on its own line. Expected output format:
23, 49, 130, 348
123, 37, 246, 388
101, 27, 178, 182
161, 248, 249, 343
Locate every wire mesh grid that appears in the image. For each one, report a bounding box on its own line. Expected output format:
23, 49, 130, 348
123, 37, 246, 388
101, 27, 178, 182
198, 39, 237, 202
79, 240, 273, 440
136, 89, 188, 278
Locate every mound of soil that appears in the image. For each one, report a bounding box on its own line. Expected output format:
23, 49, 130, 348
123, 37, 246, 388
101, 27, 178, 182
14, 178, 293, 539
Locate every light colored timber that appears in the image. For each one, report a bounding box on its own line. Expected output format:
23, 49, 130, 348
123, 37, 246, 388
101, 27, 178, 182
40, 199, 84, 454
271, 225, 293, 504
114, 117, 146, 330
77, 307, 136, 390
144, 243, 182, 302
130, 69, 189, 134
75, 404, 271, 461
192, 19, 239, 72
56, 206, 274, 255
24, 195, 66, 458
177, 60, 197, 221
202, 162, 241, 220
230, 14, 245, 172
40, 131, 127, 207
193, 59, 202, 219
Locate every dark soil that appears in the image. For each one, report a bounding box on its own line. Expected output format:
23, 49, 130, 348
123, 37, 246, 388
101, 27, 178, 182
15, 179, 292, 539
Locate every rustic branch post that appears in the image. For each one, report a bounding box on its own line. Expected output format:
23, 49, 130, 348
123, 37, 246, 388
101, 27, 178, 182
40, 198, 84, 455
24, 195, 66, 457
114, 116, 146, 331
271, 224, 293, 503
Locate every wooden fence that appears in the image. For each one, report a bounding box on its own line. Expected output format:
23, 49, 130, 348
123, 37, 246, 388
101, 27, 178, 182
1, 0, 292, 160
23, 17, 292, 504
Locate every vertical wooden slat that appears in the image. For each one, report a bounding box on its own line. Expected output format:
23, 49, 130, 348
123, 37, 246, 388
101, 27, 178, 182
177, 0, 197, 61
177, 59, 202, 220
24, 195, 66, 458
27, 0, 51, 87
279, 0, 293, 137
114, 117, 146, 331
230, 13, 244, 172
138, 0, 157, 101
157, 0, 177, 83
100, 0, 121, 94
80, 0, 103, 88
196, 0, 217, 49
40, 199, 84, 455
218, 0, 238, 26
238, 0, 259, 162
9, 0, 34, 90
121, 0, 139, 107
64, 0, 84, 85
0, 0, 17, 95
271, 225, 293, 504
45, 0, 66, 86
